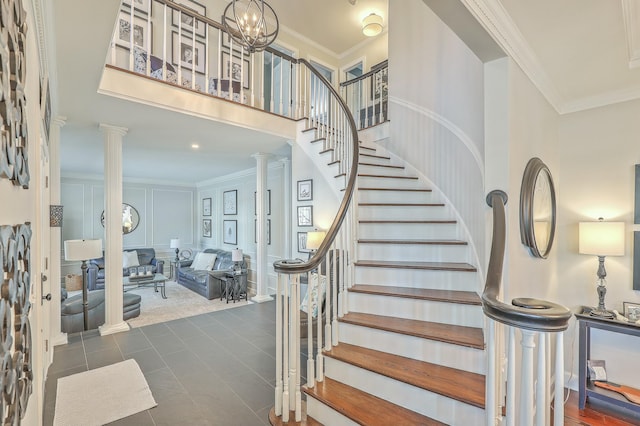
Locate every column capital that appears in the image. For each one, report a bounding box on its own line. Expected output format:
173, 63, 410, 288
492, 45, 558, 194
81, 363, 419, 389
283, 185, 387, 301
252, 152, 272, 161
99, 123, 128, 137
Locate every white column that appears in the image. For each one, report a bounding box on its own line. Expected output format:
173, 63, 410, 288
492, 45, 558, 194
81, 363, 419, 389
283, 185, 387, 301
50, 116, 67, 348
252, 152, 273, 303
99, 124, 130, 336
280, 158, 291, 258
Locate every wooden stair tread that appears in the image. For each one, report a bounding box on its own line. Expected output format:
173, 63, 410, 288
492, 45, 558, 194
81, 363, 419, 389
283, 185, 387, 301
319, 149, 333, 155
358, 187, 431, 192
341, 312, 485, 349
358, 173, 418, 179
359, 152, 389, 159
310, 137, 325, 143
355, 259, 477, 272
359, 220, 456, 224
358, 202, 445, 207
303, 378, 445, 426
325, 343, 485, 408
358, 162, 404, 169
358, 145, 377, 152
358, 238, 467, 245
268, 402, 322, 426
351, 284, 481, 305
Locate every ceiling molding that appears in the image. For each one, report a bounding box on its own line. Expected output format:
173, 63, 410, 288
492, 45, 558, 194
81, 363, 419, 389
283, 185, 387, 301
622, 0, 640, 69
61, 172, 197, 187
561, 84, 640, 114
279, 24, 341, 60
460, 0, 565, 113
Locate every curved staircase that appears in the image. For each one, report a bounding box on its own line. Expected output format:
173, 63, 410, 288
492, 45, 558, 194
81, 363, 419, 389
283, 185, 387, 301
301, 141, 487, 425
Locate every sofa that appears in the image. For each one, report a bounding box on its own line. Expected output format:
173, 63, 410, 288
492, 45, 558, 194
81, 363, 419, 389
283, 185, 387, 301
61, 290, 141, 334
176, 248, 247, 299
87, 248, 164, 291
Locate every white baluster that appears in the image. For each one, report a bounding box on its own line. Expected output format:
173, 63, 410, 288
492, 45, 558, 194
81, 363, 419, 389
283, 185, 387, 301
553, 332, 565, 426
324, 250, 332, 351
332, 247, 339, 347
316, 268, 324, 381
486, 318, 496, 426
279, 56, 284, 114
275, 274, 283, 416
294, 273, 302, 422
506, 326, 515, 426
270, 53, 275, 113
289, 275, 298, 410
282, 274, 289, 421
519, 330, 536, 426
535, 332, 546, 426
260, 51, 265, 109
306, 271, 315, 388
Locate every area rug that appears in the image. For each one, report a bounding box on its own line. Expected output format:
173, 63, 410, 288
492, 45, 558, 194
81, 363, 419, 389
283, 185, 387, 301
125, 280, 249, 328
54, 359, 156, 426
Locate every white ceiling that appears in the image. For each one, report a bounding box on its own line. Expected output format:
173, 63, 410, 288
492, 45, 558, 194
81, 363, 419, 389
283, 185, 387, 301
49, 0, 640, 185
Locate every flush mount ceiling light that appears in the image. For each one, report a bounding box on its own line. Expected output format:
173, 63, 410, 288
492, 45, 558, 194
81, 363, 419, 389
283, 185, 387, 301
222, 0, 279, 53
362, 12, 383, 37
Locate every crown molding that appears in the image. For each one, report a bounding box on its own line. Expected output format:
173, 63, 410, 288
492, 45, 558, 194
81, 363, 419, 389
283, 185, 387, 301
279, 24, 340, 60
460, 0, 564, 113
560, 84, 640, 114
622, 0, 640, 69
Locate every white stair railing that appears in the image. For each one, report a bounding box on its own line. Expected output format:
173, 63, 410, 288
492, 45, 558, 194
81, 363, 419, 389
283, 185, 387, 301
484, 190, 571, 426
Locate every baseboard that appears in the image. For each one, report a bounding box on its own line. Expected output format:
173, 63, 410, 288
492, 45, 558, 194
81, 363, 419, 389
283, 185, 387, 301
99, 321, 130, 336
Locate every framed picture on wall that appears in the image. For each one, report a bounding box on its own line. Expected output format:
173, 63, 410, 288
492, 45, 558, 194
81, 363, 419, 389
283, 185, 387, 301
202, 197, 211, 216
171, 0, 206, 37
116, 11, 152, 50
122, 0, 150, 15
171, 31, 206, 73
254, 219, 271, 245
223, 220, 237, 244
221, 51, 250, 89
223, 190, 237, 215
254, 190, 271, 215
297, 232, 309, 253
297, 205, 313, 227
202, 219, 212, 238
297, 179, 312, 201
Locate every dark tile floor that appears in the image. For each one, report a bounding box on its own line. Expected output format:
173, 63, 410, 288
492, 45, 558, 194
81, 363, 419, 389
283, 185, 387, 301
43, 300, 309, 426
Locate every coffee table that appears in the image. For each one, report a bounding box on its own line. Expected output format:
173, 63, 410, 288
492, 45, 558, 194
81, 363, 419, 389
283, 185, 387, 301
123, 273, 167, 299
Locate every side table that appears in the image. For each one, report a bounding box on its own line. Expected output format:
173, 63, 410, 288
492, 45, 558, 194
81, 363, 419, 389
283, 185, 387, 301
169, 260, 179, 280
220, 270, 247, 303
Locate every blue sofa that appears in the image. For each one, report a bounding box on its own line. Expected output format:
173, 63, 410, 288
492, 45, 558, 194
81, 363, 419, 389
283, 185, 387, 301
176, 248, 247, 299
87, 248, 164, 291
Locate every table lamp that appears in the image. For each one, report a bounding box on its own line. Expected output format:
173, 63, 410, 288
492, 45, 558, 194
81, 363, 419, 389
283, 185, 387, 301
64, 239, 103, 330
579, 219, 625, 319
232, 248, 243, 274
306, 230, 326, 259
170, 238, 180, 263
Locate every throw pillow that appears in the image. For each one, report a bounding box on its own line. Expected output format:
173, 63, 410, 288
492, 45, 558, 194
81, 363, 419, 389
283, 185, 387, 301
300, 273, 327, 319
122, 251, 139, 268
191, 252, 217, 271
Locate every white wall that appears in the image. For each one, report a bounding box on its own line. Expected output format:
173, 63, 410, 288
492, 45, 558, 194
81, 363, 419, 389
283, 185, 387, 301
197, 161, 288, 294
385, 0, 486, 272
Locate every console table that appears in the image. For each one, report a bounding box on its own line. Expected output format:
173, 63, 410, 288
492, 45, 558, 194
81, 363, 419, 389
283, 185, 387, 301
576, 308, 640, 417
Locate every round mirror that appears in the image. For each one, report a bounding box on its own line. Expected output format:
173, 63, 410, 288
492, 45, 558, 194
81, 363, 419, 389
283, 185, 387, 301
100, 203, 140, 234
519, 158, 556, 258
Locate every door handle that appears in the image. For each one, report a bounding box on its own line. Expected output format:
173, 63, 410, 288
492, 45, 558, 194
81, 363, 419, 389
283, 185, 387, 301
42, 293, 51, 302
41, 273, 48, 282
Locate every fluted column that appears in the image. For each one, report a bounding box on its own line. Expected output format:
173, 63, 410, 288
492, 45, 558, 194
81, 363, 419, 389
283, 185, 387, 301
252, 153, 273, 303
99, 124, 130, 336
50, 116, 67, 348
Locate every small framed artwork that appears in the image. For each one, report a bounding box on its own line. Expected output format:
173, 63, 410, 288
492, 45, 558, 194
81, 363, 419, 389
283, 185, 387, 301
254, 190, 271, 215
171, 0, 206, 37
297, 179, 313, 201
223, 220, 237, 245
202, 219, 212, 238
370, 68, 388, 101
254, 219, 271, 245
623, 301, 640, 322
202, 197, 211, 216
297, 205, 313, 227
122, 0, 150, 15
116, 11, 152, 50
172, 31, 206, 73
223, 190, 237, 215
221, 51, 250, 89
298, 232, 310, 253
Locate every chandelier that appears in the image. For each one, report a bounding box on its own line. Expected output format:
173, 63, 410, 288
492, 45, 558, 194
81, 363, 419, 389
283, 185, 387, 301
222, 0, 279, 53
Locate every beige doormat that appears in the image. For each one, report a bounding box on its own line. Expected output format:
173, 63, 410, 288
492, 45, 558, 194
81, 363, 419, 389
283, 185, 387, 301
125, 280, 249, 328
54, 359, 156, 426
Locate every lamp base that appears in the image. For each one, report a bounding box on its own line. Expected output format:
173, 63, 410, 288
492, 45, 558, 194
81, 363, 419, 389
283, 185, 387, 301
589, 308, 615, 319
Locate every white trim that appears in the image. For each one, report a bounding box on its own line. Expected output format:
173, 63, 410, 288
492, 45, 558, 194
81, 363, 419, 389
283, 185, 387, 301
622, 0, 640, 69
196, 160, 285, 188
51, 332, 68, 347
307, 55, 338, 84
560, 84, 640, 114
251, 294, 274, 303
99, 321, 130, 336
389, 96, 485, 181
61, 172, 197, 187
339, 56, 366, 84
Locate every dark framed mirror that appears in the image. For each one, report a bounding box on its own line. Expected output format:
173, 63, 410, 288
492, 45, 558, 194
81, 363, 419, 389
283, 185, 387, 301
519, 157, 556, 259
100, 203, 140, 234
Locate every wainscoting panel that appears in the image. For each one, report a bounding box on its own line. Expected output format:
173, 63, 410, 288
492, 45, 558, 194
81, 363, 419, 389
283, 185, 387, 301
61, 183, 86, 242
151, 189, 194, 247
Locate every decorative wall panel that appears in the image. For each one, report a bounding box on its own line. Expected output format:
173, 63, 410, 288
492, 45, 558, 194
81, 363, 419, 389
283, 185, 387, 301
0, 223, 32, 423
0, 0, 29, 188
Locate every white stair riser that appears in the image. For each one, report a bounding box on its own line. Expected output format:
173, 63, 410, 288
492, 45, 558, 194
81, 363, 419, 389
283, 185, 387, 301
358, 222, 459, 239
358, 190, 435, 204
355, 266, 479, 291
357, 175, 424, 189
339, 322, 485, 374
358, 164, 408, 177
305, 395, 359, 426
348, 292, 483, 328
357, 205, 451, 221
323, 357, 485, 425
358, 154, 391, 166
358, 242, 471, 263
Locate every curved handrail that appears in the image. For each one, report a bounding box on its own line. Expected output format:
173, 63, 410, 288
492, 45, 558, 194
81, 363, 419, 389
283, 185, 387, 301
483, 190, 571, 332
273, 59, 360, 274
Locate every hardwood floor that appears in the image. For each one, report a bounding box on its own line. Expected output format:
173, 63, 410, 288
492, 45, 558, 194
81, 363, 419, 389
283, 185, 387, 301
563, 390, 639, 425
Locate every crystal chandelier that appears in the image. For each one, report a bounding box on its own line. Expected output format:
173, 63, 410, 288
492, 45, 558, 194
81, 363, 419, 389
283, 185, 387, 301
222, 0, 279, 53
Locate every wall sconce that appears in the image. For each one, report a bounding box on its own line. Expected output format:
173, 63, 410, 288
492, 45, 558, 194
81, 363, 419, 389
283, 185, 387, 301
50, 205, 63, 227
362, 13, 383, 37
579, 219, 625, 318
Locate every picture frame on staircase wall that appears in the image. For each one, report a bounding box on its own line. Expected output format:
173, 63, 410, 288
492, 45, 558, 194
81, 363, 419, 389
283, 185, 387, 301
297, 206, 313, 227
297, 179, 313, 201
171, 0, 207, 38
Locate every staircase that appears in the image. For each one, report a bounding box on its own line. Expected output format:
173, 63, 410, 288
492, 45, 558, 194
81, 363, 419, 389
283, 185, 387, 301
302, 141, 487, 425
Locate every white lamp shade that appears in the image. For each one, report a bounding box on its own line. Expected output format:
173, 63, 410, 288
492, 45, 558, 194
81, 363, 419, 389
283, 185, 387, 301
362, 13, 383, 37
579, 221, 625, 256
64, 239, 103, 261
232, 249, 243, 262
306, 231, 326, 251
170, 238, 180, 249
